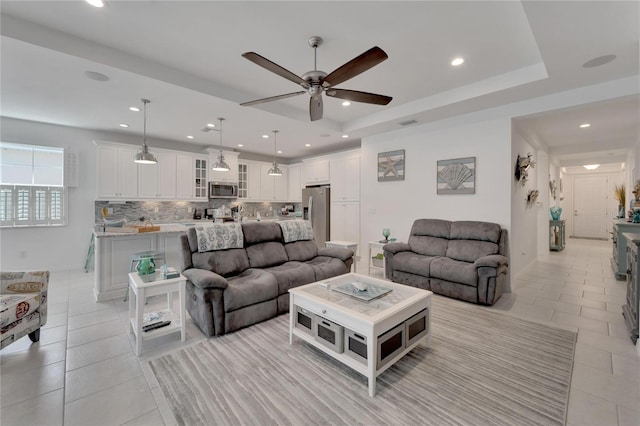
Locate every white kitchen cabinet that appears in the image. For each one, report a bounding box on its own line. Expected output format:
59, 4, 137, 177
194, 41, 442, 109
137, 150, 176, 199
303, 159, 330, 185
288, 163, 302, 202
209, 149, 239, 183
331, 154, 360, 201
96, 144, 138, 199
260, 163, 288, 201
331, 201, 360, 255
176, 153, 208, 200
246, 162, 262, 200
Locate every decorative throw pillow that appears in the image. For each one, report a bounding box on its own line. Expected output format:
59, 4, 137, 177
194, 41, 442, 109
195, 222, 244, 252
278, 219, 314, 243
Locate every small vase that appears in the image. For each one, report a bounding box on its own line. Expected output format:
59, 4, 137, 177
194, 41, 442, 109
137, 256, 156, 282
550, 206, 562, 221
618, 205, 625, 219
633, 212, 640, 224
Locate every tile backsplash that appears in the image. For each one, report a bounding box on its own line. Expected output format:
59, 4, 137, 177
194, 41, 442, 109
95, 200, 301, 224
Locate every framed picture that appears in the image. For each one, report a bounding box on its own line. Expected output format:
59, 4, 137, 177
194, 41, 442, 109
437, 157, 475, 194
378, 149, 405, 181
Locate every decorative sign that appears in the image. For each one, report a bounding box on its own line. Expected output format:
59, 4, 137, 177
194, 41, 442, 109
378, 149, 405, 181
437, 157, 476, 194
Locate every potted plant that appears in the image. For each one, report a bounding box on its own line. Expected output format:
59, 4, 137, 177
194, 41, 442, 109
614, 184, 626, 217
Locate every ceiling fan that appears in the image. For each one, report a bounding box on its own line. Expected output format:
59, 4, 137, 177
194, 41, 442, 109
240, 36, 392, 121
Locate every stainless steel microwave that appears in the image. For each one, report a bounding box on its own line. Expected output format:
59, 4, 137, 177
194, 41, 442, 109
208, 182, 238, 199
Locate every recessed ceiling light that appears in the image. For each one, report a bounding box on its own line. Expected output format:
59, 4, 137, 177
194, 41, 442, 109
305, 144, 311, 147
451, 57, 464, 66
582, 54, 616, 68
262, 134, 269, 139
583, 164, 600, 170
84, 70, 109, 82
119, 123, 129, 128
579, 123, 591, 128
237, 144, 243, 147
277, 150, 283, 154
129, 106, 140, 112
186, 135, 194, 139
342, 135, 349, 138
342, 101, 351, 107
86, 0, 104, 7
206, 123, 215, 128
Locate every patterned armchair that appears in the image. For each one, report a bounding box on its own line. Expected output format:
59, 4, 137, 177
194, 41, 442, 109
0, 271, 49, 349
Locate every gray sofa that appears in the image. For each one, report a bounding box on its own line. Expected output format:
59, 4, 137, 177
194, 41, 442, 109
383, 219, 509, 305
179, 221, 353, 337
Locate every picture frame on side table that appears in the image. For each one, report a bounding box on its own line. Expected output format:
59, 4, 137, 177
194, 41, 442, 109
437, 157, 476, 194
378, 149, 405, 181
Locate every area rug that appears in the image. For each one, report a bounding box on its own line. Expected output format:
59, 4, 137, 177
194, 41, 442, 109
149, 296, 576, 426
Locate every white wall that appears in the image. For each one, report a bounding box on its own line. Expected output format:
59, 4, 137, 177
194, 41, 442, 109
360, 116, 512, 273
0, 117, 205, 271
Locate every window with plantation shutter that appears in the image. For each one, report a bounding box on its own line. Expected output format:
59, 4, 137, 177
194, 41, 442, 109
0, 142, 67, 227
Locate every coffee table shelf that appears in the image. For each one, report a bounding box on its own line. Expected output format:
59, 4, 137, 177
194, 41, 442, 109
289, 273, 432, 397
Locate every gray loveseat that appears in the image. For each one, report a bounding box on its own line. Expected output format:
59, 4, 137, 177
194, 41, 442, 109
179, 221, 353, 336
383, 219, 509, 305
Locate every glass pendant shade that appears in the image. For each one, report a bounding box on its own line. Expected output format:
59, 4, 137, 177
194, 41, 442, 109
211, 117, 229, 172
133, 98, 157, 164
267, 129, 282, 176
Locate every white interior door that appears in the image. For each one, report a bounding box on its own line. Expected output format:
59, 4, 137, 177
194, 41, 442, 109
573, 176, 608, 239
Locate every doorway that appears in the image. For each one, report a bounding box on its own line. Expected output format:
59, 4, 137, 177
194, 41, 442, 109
573, 175, 608, 239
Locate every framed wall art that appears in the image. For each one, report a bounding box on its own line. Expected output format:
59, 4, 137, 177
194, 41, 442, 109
378, 149, 405, 181
437, 157, 475, 194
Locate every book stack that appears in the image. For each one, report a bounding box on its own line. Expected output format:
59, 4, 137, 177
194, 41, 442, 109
161, 266, 180, 279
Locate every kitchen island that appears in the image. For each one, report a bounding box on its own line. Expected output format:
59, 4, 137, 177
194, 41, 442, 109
93, 224, 188, 301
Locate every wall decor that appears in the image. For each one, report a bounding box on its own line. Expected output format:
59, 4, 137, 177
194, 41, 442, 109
378, 149, 405, 181
515, 153, 535, 186
437, 157, 475, 194
526, 189, 539, 206
549, 177, 557, 200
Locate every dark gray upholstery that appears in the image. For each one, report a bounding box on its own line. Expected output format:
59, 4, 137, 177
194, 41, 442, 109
180, 221, 353, 337
384, 219, 509, 305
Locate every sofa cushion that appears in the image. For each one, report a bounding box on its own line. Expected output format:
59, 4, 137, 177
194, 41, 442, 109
242, 221, 283, 245
262, 261, 316, 294
224, 269, 278, 312
305, 257, 349, 281
1, 293, 40, 329
408, 219, 451, 256
246, 242, 289, 268
285, 240, 318, 262
430, 257, 478, 287
446, 240, 499, 263
192, 248, 250, 277
391, 252, 438, 277
195, 222, 243, 252
278, 219, 314, 243
446, 221, 502, 262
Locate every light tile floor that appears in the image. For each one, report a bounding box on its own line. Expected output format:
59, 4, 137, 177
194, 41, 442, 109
1, 238, 639, 425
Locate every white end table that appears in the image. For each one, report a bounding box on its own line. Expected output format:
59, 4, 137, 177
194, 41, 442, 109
325, 240, 358, 272
368, 241, 387, 277
128, 272, 186, 356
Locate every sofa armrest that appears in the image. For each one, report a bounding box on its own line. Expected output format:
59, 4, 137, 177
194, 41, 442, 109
383, 242, 411, 254
182, 268, 229, 290
475, 255, 508, 269
317, 247, 353, 262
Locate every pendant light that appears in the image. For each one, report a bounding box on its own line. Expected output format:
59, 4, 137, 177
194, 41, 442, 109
134, 99, 158, 164
267, 130, 283, 176
211, 117, 230, 172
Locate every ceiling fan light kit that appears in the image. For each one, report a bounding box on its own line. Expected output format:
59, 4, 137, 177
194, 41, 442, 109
267, 130, 283, 176
240, 36, 393, 121
211, 117, 230, 172
134, 98, 158, 165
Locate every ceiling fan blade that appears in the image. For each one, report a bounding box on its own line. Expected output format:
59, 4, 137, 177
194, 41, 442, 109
242, 52, 309, 88
321, 46, 388, 88
326, 88, 392, 105
240, 91, 305, 107
310, 96, 323, 121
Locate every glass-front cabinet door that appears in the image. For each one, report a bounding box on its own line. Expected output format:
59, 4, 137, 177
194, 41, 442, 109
195, 158, 207, 199
238, 163, 248, 199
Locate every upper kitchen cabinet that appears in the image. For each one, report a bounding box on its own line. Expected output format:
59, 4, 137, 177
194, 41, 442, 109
330, 153, 360, 201
288, 163, 302, 202
96, 143, 138, 199
208, 149, 239, 183
302, 159, 330, 185
138, 150, 177, 199
176, 153, 208, 200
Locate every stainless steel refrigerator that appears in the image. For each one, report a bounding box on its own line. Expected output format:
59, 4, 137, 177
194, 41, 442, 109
302, 186, 330, 249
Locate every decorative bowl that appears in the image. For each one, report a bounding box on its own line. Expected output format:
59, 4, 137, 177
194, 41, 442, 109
352, 281, 368, 292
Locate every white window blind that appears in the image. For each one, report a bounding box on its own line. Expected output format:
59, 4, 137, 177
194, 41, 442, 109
0, 143, 66, 227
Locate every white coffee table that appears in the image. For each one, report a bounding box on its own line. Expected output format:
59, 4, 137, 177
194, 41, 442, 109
128, 272, 186, 356
289, 273, 432, 397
